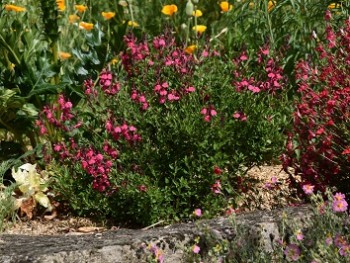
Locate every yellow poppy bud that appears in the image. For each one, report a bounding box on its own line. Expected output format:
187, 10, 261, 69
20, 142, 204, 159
79, 22, 94, 31
192, 25, 206, 34
193, 9, 203, 17
75, 4, 88, 13
185, 45, 197, 54
102, 12, 116, 20
59, 52, 72, 60
219, 2, 233, 12
69, 14, 80, 24
127, 21, 139, 27
161, 4, 178, 16
56, 0, 66, 11
186, 0, 194, 16
4, 4, 26, 12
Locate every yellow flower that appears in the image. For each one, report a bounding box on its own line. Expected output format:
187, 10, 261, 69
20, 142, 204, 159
161, 4, 178, 16
110, 58, 119, 65
56, 0, 65, 11
193, 9, 203, 17
102, 12, 116, 20
4, 4, 26, 12
328, 3, 339, 9
59, 52, 72, 60
79, 22, 94, 31
69, 14, 80, 24
75, 4, 88, 13
193, 25, 207, 34
268, 1, 276, 12
184, 45, 197, 54
219, 2, 233, 12
127, 21, 139, 27
249, 2, 254, 9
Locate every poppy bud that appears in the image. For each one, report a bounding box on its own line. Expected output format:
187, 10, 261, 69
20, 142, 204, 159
185, 0, 194, 16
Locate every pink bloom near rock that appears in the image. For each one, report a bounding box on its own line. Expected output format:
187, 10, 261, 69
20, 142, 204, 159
192, 244, 200, 254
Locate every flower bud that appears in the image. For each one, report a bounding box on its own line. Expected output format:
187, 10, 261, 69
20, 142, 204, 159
181, 23, 187, 30
185, 0, 194, 16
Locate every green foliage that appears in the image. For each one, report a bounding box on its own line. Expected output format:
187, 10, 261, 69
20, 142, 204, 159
38, 33, 292, 226
0, 159, 18, 232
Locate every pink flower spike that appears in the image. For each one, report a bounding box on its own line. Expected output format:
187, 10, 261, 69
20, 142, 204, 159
193, 208, 202, 217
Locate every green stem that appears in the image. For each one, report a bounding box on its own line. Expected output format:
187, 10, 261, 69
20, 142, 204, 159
0, 33, 21, 65
194, 5, 198, 47
264, 0, 275, 50
127, 0, 135, 26
51, 41, 59, 85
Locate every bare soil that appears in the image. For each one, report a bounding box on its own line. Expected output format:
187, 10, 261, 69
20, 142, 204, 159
2, 165, 302, 236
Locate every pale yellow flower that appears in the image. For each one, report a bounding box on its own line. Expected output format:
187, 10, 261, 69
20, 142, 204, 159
161, 4, 178, 16
193, 25, 207, 34
102, 12, 116, 20
79, 22, 94, 31
69, 14, 80, 24
127, 21, 139, 27
56, 0, 65, 11
75, 4, 88, 13
59, 52, 72, 60
219, 2, 233, 12
193, 9, 203, 17
184, 45, 197, 54
4, 4, 26, 12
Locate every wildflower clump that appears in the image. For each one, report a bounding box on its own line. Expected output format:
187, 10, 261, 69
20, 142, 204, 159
282, 16, 350, 196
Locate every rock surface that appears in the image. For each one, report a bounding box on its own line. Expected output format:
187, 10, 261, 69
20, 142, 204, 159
0, 205, 313, 263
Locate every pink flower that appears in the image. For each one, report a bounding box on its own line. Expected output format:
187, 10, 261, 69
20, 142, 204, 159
284, 244, 301, 261
232, 112, 241, 119
211, 180, 222, 194
332, 199, 348, 212
185, 86, 195, 93
200, 108, 208, 115
334, 192, 346, 201
295, 229, 304, 241
193, 208, 202, 217
192, 244, 200, 254
302, 184, 315, 195
339, 245, 350, 256
213, 166, 222, 175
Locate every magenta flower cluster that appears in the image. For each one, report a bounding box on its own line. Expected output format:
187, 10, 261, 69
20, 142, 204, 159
106, 119, 142, 144
77, 147, 113, 192
233, 46, 286, 95
36, 95, 78, 134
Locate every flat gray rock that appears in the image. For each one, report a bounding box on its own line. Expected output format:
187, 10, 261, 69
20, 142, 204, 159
0, 205, 312, 263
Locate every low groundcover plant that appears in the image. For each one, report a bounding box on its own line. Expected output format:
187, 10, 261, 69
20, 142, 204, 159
184, 189, 350, 262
